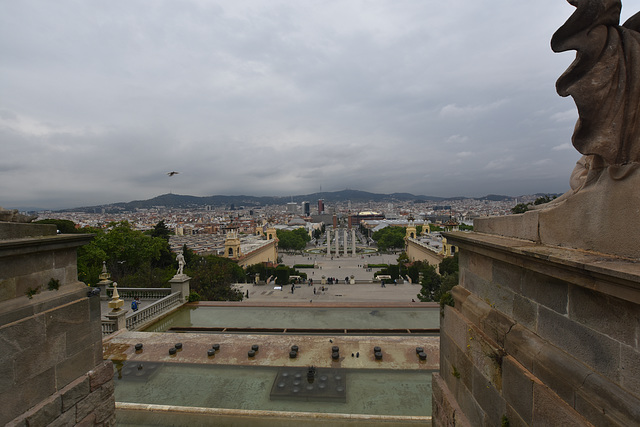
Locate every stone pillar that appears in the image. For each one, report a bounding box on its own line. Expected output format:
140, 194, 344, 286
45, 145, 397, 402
106, 307, 127, 331
351, 229, 356, 257
343, 229, 348, 256
169, 274, 191, 301
326, 230, 331, 256
97, 261, 112, 301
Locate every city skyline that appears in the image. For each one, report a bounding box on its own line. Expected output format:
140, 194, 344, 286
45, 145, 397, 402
3, 1, 628, 210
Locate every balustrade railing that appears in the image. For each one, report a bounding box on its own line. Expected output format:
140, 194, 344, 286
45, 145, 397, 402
102, 319, 116, 336
125, 292, 183, 331
106, 287, 171, 299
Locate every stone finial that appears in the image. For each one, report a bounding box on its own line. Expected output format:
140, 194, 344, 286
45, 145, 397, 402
99, 261, 110, 281
108, 282, 124, 311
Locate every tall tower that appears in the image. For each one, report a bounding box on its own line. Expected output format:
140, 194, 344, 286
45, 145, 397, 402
318, 199, 325, 214
224, 229, 242, 259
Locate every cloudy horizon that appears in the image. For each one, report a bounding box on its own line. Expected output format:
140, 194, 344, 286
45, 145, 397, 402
3, 0, 627, 210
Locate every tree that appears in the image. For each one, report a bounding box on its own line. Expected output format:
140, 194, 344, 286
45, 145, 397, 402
186, 254, 245, 301
534, 194, 557, 205
372, 226, 406, 252
276, 228, 310, 251
77, 221, 171, 287
439, 253, 459, 276
511, 203, 530, 214
35, 219, 78, 233
149, 220, 171, 240
417, 265, 442, 301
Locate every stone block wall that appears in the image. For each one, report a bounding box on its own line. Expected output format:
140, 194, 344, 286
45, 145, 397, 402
432, 231, 640, 426
0, 224, 115, 426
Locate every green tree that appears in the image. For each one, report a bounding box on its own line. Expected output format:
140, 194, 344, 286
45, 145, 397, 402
149, 220, 172, 240
186, 254, 245, 301
417, 264, 442, 301
277, 228, 310, 251
511, 203, 531, 214
77, 221, 170, 287
372, 226, 406, 252
35, 219, 78, 233
439, 253, 459, 276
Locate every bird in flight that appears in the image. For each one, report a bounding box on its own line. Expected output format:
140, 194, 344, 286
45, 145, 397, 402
167, 171, 179, 176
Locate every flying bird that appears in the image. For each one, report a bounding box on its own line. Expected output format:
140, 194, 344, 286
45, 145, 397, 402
167, 171, 179, 176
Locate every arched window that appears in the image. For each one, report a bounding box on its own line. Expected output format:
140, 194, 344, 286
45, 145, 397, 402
228, 248, 234, 256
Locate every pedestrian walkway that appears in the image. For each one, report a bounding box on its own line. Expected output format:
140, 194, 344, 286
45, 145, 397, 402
235, 251, 423, 304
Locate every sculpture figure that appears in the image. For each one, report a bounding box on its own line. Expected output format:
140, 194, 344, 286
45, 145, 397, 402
552, 0, 640, 167
0, 207, 37, 223
176, 251, 186, 276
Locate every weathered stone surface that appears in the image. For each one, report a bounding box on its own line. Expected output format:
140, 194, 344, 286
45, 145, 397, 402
521, 269, 568, 314
502, 356, 534, 425
61, 375, 90, 412
0, 313, 46, 353
538, 166, 640, 259
0, 223, 56, 239
620, 343, 640, 395
512, 293, 537, 330
576, 367, 640, 426
481, 304, 515, 348
56, 345, 100, 390
0, 367, 55, 426
504, 324, 544, 374
532, 383, 591, 427
474, 210, 540, 242
14, 333, 66, 381
471, 365, 505, 427
505, 402, 528, 427
24, 394, 62, 427
537, 306, 620, 381
75, 386, 105, 422
46, 406, 76, 427
569, 284, 639, 347
432, 372, 472, 427
459, 250, 493, 283
89, 361, 114, 392
75, 412, 97, 427
442, 305, 469, 352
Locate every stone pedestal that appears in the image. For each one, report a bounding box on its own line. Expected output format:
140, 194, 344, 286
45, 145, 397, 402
106, 308, 127, 331
169, 274, 191, 301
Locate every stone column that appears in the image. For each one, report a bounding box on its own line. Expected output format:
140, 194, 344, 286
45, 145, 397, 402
343, 229, 348, 256
326, 230, 331, 256
169, 274, 191, 301
352, 229, 356, 256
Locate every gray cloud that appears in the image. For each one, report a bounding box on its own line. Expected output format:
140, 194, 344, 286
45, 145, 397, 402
1, 0, 617, 209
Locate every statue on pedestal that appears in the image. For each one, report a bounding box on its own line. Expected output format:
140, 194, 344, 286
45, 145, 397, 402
176, 251, 186, 276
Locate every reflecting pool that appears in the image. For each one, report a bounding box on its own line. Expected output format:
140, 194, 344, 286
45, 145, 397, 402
143, 306, 440, 333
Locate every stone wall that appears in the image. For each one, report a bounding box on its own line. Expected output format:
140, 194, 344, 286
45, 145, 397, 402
432, 231, 640, 426
0, 223, 115, 426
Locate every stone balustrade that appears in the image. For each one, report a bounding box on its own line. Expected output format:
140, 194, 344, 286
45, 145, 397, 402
125, 291, 183, 330
106, 287, 171, 299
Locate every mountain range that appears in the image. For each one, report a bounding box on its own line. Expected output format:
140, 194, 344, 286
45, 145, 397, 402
60, 190, 532, 212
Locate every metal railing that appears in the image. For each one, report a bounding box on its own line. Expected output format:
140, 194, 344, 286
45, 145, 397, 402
125, 291, 183, 331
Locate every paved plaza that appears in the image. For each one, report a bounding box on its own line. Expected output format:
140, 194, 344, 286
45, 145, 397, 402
234, 252, 425, 304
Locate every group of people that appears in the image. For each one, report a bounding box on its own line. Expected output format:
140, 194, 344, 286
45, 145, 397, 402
325, 277, 349, 285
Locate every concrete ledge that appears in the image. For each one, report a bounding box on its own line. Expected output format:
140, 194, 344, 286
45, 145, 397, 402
444, 231, 640, 305
117, 402, 432, 425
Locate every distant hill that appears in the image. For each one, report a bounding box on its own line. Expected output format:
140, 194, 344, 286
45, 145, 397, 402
62, 190, 521, 212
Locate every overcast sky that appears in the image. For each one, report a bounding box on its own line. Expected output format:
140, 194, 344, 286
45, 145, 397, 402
3, 0, 633, 210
